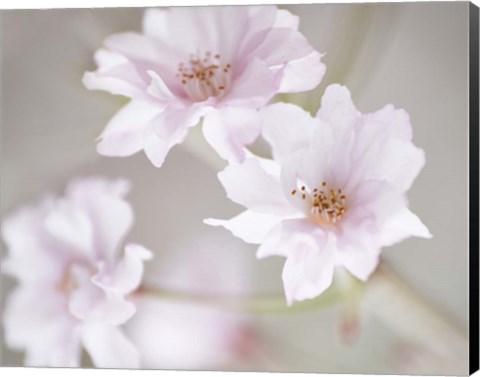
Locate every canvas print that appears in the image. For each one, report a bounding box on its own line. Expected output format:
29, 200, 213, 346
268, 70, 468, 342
1, 2, 478, 375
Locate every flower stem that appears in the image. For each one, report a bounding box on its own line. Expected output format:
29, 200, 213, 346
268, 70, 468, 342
137, 277, 364, 315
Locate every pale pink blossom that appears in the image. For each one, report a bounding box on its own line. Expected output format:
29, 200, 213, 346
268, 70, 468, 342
83, 6, 325, 167
2, 177, 152, 368
125, 298, 259, 370
206, 84, 432, 305
125, 232, 264, 369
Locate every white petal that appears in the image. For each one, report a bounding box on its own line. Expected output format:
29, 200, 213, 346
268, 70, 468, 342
218, 157, 295, 216
143, 107, 200, 168
239, 6, 278, 57
257, 218, 325, 259
142, 8, 169, 40
352, 124, 426, 192
260, 102, 314, 163
104, 32, 165, 67
96, 101, 162, 157
222, 58, 276, 108
144, 6, 276, 65
252, 28, 313, 69
82, 49, 148, 99
68, 264, 136, 326
276, 51, 326, 93
204, 210, 283, 244
78, 190, 133, 262
202, 107, 261, 163
82, 324, 140, 369
146, 70, 180, 104
363, 104, 413, 141
2, 203, 65, 283
316, 84, 360, 128
44, 199, 94, 258
103, 32, 183, 95
3, 285, 81, 367
281, 231, 335, 305
143, 123, 176, 168
63, 177, 134, 262
380, 207, 432, 246
112, 243, 153, 294
336, 242, 381, 282
273, 9, 299, 30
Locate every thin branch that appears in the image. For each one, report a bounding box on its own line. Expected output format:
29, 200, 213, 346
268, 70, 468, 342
136, 277, 363, 315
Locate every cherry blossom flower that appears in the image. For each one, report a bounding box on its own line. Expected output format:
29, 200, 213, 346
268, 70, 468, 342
125, 232, 265, 369
206, 84, 432, 305
2, 177, 152, 368
83, 6, 325, 167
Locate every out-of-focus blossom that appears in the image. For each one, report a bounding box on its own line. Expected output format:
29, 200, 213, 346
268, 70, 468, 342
206, 84, 432, 305
125, 298, 259, 370
83, 6, 325, 167
125, 232, 265, 370
2, 177, 152, 368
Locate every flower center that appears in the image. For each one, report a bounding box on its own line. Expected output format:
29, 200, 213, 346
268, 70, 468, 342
176, 51, 232, 102
58, 262, 92, 294
291, 181, 347, 227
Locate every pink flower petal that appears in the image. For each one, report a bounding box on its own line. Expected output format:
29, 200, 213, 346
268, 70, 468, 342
82, 323, 140, 369
238, 6, 278, 59
3, 285, 81, 367
218, 158, 295, 216
2, 177, 150, 367
104, 32, 183, 95
142, 124, 177, 169
202, 107, 261, 163
68, 264, 136, 326
112, 243, 153, 294
252, 28, 313, 69
261, 102, 314, 163
336, 242, 381, 282
66, 179, 134, 262
143, 106, 207, 168
316, 84, 359, 128
364, 104, 413, 142
276, 51, 326, 93
257, 218, 326, 259
142, 8, 169, 40
96, 100, 162, 157
1, 203, 66, 283
147, 70, 181, 104
380, 207, 433, 246
144, 7, 274, 66
352, 114, 425, 191
82, 49, 149, 99
281, 230, 335, 305
222, 58, 276, 108
44, 199, 94, 258
273, 8, 299, 29
204, 210, 282, 244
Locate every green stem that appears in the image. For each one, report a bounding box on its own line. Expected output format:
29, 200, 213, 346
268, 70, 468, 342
137, 277, 364, 315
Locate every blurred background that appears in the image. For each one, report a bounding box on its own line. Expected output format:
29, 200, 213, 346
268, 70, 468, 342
1, 2, 471, 374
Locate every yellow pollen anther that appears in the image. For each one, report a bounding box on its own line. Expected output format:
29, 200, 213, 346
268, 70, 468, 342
291, 181, 347, 227
177, 51, 232, 102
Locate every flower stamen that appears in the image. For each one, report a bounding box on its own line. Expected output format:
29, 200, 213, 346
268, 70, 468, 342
291, 182, 347, 227
176, 51, 232, 102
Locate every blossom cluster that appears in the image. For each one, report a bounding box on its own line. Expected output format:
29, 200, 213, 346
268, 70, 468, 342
2, 5, 431, 369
